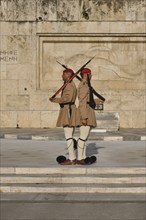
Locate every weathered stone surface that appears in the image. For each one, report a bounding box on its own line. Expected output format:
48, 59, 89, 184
1, 80, 18, 95
17, 22, 37, 36
120, 110, 146, 129
0, 0, 7, 20
29, 94, 59, 111
80, 0, 126, 21
119, 111, 133, 128
57, 0, 79, 21
0, 70, 6, 80
104, 95, 121, 111
36, 21, 111, 33
41, 111, 59, 128
132, 111, 146, 128
109, 21, 145, 33
18, 80, 34, 96
37, 0, 57, 21
36, 21, 146, 34
0, 111, 17, 127
5, 35, 36, 64
17, 111, 41, 128
0, 22, 36, 36
6, 64, 31, 80
6, 95, 29, 110
1, 0, 36, 21
1, 0, 145, 22
132, 82, 146, 90
126, 0, 146, 20
80, 0, 146, 21
0, 95, 6, 110
121, 95, 145, 111
0, 64, 6, 79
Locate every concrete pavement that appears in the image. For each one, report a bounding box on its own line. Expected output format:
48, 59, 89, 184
0, 139, 145, 167
1, 201, 145, 220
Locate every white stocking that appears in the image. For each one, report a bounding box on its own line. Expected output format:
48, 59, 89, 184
78, 126, 90, 160
64, 127, 76, 161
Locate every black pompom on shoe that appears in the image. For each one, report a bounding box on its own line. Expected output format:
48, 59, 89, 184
90, 156, 97, 163
56, 155, 66, 164
84, 156, 97, 165
84, 157, 91, 164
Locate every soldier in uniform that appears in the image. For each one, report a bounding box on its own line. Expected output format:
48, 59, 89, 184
76, 68, 103, 165
50, 68, 77, 165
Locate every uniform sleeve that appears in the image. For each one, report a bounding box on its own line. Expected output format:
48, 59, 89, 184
52, 84, 74, 104
78, 83, 89, 119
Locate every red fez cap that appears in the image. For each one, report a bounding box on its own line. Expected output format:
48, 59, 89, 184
63, 68, 73, 74
81, 68, 91, 74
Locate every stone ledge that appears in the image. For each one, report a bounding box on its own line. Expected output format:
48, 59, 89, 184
1, 176, 145, 184
1, 167, 146, 175
0, 185, 145, 194
0, 128, 145, 141
1, 134, 145, 141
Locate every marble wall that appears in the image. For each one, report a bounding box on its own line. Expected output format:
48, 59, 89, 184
0, 0, 146, 128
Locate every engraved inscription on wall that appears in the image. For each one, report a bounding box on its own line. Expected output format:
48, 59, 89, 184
0, 50, 18, 62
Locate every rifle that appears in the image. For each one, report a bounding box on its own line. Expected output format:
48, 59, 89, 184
87, 74, 104, 111
50, 57, 95, 99
56, 61, 105, 102
87, 74, 96, 109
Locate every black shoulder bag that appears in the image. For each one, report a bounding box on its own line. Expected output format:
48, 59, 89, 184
87, 75, 104, 111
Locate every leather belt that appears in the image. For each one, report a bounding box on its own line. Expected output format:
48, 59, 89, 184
60, 102, 75, 108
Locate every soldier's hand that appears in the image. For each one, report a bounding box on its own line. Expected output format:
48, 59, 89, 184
49, 98, 55, 102
82, 119, 87, 126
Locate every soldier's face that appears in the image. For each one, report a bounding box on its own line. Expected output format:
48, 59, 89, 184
83, 73, 92, 80
62, 73, 70, 81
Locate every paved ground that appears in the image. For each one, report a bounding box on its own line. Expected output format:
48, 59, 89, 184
1, 139, 145, 167
1, 201, 145, 220
0, 128, 146, 141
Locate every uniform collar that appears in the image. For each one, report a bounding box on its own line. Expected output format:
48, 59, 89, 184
82, 79, 87, 84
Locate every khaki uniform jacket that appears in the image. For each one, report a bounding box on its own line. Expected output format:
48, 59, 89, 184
53, 81, 77, 127
76, 80, 97, 127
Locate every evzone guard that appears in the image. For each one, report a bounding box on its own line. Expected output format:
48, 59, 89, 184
76, 67, 104, 165
50, 68, 77, 165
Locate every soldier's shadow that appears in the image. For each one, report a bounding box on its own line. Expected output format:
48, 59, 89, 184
86, 142, 104, 157
66, 142, 104, 157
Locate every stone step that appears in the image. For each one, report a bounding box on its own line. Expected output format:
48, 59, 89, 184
96, 120, 119, 131
96, 112, 119, 119
1, 167, 145, 175
1, 167, 145, 194
1, 175, 145, 184
1, 183, 145, 194
95, 112, 120, 131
